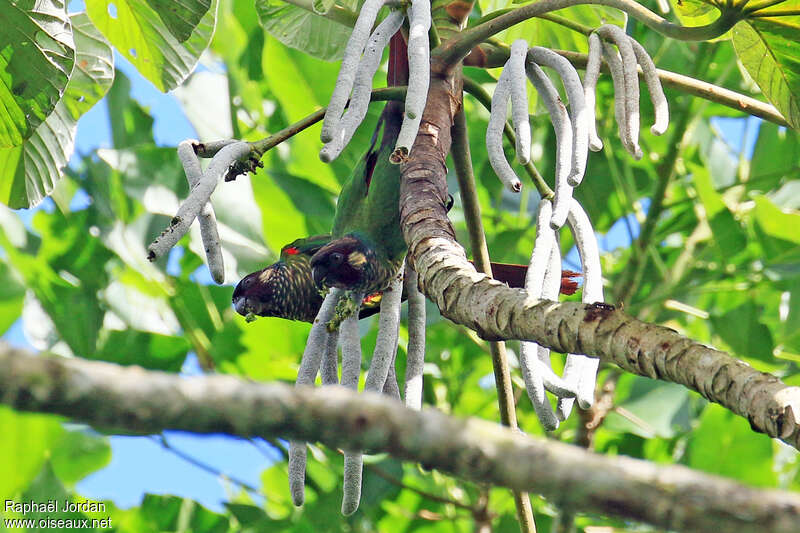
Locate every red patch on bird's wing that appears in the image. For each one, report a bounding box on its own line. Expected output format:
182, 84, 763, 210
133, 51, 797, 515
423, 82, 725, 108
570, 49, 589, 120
560, 270, 582, 296
285, 247, 300, 255
362, 292, 382, 305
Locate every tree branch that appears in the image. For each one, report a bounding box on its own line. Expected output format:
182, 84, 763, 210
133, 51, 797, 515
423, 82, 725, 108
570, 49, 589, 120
2, 345, 799, 533
398, 70, 800, 451
435, 0, 739, 67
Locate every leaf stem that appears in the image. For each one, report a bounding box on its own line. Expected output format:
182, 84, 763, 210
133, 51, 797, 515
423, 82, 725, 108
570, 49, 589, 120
246, 87, 407, 159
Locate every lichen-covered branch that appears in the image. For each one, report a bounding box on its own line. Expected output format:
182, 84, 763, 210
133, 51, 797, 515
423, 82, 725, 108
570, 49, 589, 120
398, 72, 800, 451
1, 345, 799, 533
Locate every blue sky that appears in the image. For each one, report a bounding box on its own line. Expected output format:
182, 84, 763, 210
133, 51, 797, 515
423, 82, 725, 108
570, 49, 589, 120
4, 0, 761, 515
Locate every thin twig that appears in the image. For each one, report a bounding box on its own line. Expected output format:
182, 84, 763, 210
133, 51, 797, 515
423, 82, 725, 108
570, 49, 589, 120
452, 108, 537, 533
151, 434, 262, 494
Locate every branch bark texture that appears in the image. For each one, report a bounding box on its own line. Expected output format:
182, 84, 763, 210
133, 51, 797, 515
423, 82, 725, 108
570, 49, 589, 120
2, 346, 800, 533
398, 71, 800, 450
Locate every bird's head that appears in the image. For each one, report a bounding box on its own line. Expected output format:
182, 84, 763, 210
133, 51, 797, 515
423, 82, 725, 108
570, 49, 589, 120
310, 235, 372, 290
232, 263, 307, 320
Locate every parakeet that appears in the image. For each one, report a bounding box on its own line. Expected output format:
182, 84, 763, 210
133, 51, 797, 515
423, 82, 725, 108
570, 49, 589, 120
311, 101, 407, 296
232, 233, 580, 323
232, 234, 394, 322
232, 235, 330, 323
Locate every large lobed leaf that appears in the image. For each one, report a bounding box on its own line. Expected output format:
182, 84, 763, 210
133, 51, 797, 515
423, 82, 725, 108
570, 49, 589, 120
0, 0, 74, 148
0, 12, 113, 208
86, 0, 217, 92
733, 11, 800, 130
255, 0, 355, 62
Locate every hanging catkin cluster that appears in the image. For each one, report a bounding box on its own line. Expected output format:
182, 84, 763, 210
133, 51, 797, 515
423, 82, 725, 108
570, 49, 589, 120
289, 263, 427, 515
487, 32, 668, 429
320, 0, 431, 163
146, 140, 252, 283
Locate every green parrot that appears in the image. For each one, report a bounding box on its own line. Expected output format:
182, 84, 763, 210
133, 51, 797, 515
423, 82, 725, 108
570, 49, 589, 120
233, 102, 582, 322
232, 233, 580, 323
232, 234, 330, 323
310, 102, 407, 296
232, 234, 390, 322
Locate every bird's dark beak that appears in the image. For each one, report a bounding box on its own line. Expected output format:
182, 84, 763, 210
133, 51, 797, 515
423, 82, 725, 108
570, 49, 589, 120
233, 296, 249, 316
312, 264, 327, 287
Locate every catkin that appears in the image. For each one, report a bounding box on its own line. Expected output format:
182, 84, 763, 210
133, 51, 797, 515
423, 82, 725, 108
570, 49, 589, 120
584, 33, 604, 152
404, 265, 426, 410
527, 47, 589, 186
597, 25, 642, 159
289, 289, 343, 506
525, 62, 573, 229
404, 0, 430, 121
321, 0, 388, 143
340, 294, 364, 516
602, 43, 638, 158
177, 141, 225, 284
630, 39, 669, 136
320, 11, 405, 162
364, 270, 404, 392
557, 200, 603, 417
509, 40, 531, 165
520, 200, 559, 429
148, 142, 250, 260
486, 67, 523, 192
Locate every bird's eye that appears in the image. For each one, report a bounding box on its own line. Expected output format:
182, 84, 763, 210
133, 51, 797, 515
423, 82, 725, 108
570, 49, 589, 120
330, 252, 344, 266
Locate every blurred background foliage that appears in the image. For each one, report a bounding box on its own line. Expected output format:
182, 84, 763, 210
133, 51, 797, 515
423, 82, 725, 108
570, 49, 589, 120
0, 0, 799, 530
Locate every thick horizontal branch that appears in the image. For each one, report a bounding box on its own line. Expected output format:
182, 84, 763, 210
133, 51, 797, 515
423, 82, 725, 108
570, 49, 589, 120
399, 72, 800, 451
2, 345, 800, 532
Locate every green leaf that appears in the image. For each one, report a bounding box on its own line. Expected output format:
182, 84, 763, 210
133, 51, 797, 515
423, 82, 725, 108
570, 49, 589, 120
0, 406, 64, 501
690, 160, 747, 261
749, 121, 800, 194
752, 194, 800, 245
63, 13, 116, 120
0, 209, 113, 355
0, 0, 74, 147
51, 430, 111, 485
478, 1, 624, 54
312, 0, 337, 15
672, 0, 716, 18
218, 315, 311, 381
0, 11, 114, 208
733, 16, 800, 130
86, 0, 219, 92
710, 301, 775, 361
106, 71, 156, 148
144, 0, 212, 42
603, 377, 691, 439
94, 329, 190, 370
267, 170, 336, 236
20, 462, 92, 528
688, 403, 777, 487
139, 493, 231, 532
0, 260, 25, 335
255, 0, 353, 62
